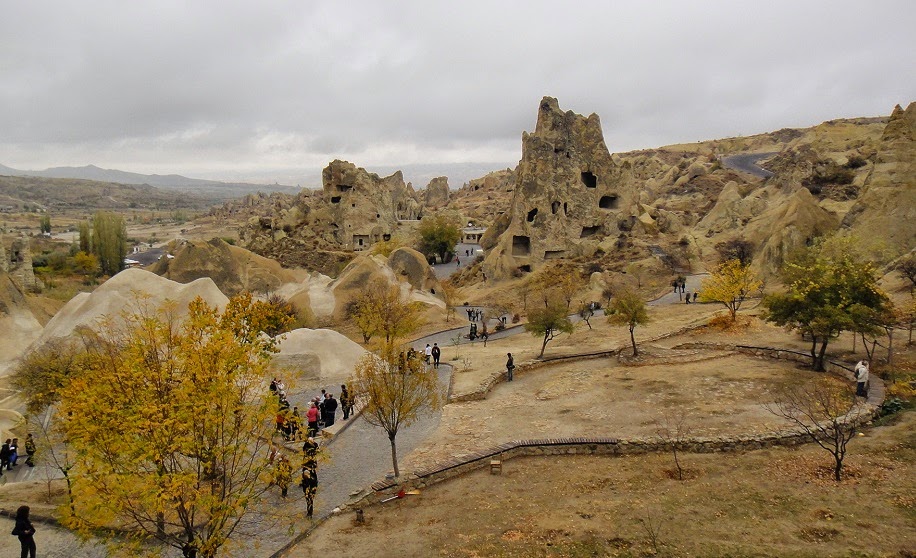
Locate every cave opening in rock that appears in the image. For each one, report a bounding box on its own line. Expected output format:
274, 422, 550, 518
544, 250, 565, 260
580, 225, 602, 238
551, 201, 561, 214
337, 184, 353, 192
518, 264, 532, 273
581, 171, 597, 188
382, 233, 391, 241
599, 195, 619, 209
331, 196, 341, 204
563, 202, 568, 214
512, 235, 531, 256
527, 208, 538, 222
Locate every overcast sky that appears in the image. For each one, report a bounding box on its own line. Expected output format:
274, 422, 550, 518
1, 0, 914, 184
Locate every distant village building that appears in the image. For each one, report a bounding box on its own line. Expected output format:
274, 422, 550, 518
461, 226, 486, 245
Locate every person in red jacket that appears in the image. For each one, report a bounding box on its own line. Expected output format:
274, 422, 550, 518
306, 402, 320, 437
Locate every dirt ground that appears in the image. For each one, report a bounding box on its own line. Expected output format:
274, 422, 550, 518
405, 353, 823, 472
297, 411, 916, 557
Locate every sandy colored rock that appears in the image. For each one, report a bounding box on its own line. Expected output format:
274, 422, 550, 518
33, 268, 229, 348
272, 328, 368, 388
423, 176, 450, 209
148, 237, 301, 296
387, 247, 439, 292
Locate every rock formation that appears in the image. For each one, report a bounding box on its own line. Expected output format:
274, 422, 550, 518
424, 176, 450, 209
6, 237, 42, 293
322, 160, 423, 250
843, 102, 916, 258
482, 97, 633, 279
272, 328, 368, 388
148, 237, 303, 296
33, 268, 229, 348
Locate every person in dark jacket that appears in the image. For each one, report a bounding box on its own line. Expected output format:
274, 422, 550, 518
13, 505, 36, 558
301, 437, 320, 519
431, 343, 441, 368
506, 353, 515, 382
0, 440, 11, 474
340, 385, 352, 420
323, 394, 338, 427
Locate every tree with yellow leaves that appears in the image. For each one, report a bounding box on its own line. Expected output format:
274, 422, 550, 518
607, 288, 650, 356
55, 293, 291, 558
349, 349, 443, 477
347, 279, 424, 346
439, 279, 463, 323
699, 259, 763, 322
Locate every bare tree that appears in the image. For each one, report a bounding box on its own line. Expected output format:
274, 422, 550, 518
655, 411, 691, 481
765, 377, 865, 481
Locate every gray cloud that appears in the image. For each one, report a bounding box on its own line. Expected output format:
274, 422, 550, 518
1, 0, 914, 181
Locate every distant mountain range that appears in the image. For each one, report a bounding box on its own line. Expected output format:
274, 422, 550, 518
0, 163, 301, 199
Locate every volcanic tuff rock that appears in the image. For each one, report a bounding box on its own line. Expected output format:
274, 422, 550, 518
322, 160, 423, 250
387, 247, 440, 292
843, 102, 916, 257
424, 176, 450, 209
148, 237, 303, 296
482, 97, 633, 279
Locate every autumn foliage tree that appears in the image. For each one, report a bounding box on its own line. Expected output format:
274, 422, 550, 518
347, 279, 423, 346
53, 293, 291, 558
524, 303, 575, 358
763, 237, 890, 371
439, 279, 463, 323
699, 259, 762, 322
607, 288, 650, 356
348, 350, 443, 477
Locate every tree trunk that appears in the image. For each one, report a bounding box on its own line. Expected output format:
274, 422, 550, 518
809, 336, 818, 369
629, 325, 638, 356
389, 433, 400, 477
539, 331, 549, 358
815, 338, 829, 372
833, 453, 843, 482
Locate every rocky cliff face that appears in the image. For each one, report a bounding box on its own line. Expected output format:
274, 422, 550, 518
322, 160, 423, 250
240, 160, 425, 273
424, 176, 450, 209
843, 102, 916, 257
482, 97, 634, 279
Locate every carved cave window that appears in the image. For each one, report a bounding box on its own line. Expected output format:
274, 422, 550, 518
527, 208, 538, 222
512, 235, 531, 256
599, 195, 619, 210
581, 171, 597, 189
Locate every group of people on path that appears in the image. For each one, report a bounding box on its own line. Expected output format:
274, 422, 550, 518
272, 379, 354, 441
0, 435, 35, 475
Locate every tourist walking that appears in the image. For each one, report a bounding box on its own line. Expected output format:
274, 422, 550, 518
855, 360, 869, 398
10, 438, 19, 467
274, 454, 292, 498
0, 439, 12, 473
424, 344, 432, 365
301, 437, 320, 519
432, 343, 441, 368
506, 353, 515, 382
24, 434, 36, 467
12, 505, 36, 558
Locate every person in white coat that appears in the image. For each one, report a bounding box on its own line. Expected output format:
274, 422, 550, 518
854, 360, 869, 398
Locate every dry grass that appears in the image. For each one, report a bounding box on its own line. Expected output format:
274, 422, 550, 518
298, 411, 916, 557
